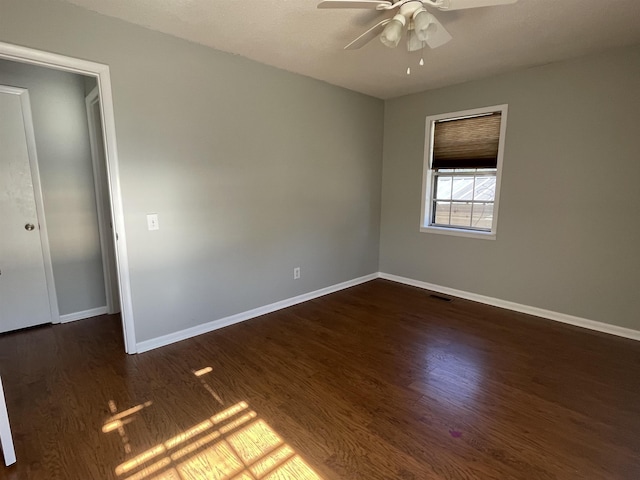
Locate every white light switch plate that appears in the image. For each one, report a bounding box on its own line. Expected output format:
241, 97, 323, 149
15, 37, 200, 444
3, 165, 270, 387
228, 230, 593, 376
147, 214, 159, 231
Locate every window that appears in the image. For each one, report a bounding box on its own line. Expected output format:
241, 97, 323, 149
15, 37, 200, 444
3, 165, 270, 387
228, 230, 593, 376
420, 105, 507, 239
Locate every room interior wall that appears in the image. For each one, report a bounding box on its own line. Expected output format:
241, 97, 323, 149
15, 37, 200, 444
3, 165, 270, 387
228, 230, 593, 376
0, 0, 384, 343
4, 0, 636, 345
380, 45, 640, 331
0, 59, 106, 316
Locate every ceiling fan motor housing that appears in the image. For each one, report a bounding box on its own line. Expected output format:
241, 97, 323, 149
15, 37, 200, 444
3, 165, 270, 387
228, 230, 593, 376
398, 1, 426, 20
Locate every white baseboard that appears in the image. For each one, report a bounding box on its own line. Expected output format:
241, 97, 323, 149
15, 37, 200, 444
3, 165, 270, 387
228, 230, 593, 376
136, 273, 379, 354
379, 272, 640, 342
59, 306, 108, 324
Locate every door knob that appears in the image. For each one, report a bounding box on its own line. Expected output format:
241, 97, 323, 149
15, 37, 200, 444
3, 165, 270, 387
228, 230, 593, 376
25, 223, 35, 231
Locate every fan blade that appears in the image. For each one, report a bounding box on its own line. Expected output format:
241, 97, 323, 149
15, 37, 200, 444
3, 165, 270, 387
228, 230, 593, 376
318, 0, 392, 9
425, 16, 452, 49
344, 18, 391, 49
437, 0, 517, 11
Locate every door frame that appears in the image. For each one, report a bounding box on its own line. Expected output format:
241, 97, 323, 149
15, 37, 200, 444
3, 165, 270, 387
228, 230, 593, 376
85, 86, 120, 315
0, 85, 59, 325
0, 42, 137, 353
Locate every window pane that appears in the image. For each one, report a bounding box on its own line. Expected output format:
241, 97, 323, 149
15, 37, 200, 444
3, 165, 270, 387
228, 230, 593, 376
471, 203, 494, 229
435, 176, 452, 200
452, 177, 474, 200
424, 107, 504, 235
434, 201, 451, 225
450, 202, 472, 227
473, 176, 496, 201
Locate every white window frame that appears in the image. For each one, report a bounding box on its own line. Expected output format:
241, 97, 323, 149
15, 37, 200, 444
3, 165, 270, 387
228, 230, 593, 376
420, 104, 508, 240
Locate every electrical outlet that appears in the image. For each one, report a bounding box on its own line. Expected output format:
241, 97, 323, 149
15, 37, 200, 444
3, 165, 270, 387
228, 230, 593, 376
293, 267, 301, 280
147, 213, 159, 231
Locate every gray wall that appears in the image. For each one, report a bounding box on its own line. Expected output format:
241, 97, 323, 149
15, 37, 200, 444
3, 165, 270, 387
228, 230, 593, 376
0, 0, 384, 343
380, 45, 640, 330
0, 59, 106, 316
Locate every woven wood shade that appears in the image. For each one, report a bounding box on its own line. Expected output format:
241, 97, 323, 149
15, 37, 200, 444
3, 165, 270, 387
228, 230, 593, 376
432, 112, 502, 169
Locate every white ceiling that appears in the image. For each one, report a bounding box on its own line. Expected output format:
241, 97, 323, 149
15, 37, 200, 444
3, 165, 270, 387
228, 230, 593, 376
61, 0, 640, 99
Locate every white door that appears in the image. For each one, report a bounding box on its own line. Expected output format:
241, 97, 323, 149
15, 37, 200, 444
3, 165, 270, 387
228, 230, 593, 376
0, 86, 54, 334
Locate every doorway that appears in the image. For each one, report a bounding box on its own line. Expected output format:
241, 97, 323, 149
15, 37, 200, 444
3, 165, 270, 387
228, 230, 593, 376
86, 85, 120, 315
0, 84, 58, 333
0, 42, 136, 353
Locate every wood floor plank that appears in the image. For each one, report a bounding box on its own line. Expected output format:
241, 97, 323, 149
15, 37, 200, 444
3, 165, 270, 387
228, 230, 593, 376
1, 279, 639, 479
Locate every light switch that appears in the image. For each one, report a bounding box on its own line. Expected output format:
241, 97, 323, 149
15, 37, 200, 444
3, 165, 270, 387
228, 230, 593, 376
147, 214, 159, 231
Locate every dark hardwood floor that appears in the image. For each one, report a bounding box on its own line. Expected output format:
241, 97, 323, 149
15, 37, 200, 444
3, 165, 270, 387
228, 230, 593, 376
1, 279, 639, 479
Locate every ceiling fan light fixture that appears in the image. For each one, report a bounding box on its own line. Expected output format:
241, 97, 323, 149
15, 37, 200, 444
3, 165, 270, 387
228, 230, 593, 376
406, 29, 425, 52
380, 14, 406, 48
413, 9, 437, 42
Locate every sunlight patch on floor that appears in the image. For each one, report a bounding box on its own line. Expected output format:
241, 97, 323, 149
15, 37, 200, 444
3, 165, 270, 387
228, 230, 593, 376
105, 400, 154, 454
211, 401, 248, 425
193, 367, 213, 377
165, 419, 218, 450
194, 366, 225, 405
105, 368, 323, 480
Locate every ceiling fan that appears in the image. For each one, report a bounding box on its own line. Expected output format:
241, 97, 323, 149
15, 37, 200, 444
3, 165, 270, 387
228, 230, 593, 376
318, 0, 518, 52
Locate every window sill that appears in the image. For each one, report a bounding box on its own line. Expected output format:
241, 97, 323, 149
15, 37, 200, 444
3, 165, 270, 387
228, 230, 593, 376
420, 225, 496, 240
